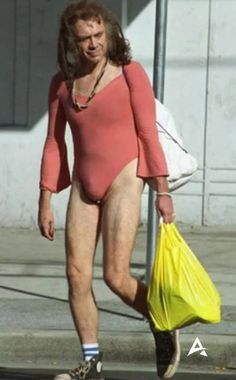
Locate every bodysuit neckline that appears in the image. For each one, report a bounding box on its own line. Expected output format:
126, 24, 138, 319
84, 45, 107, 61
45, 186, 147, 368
74, 72, 123, 100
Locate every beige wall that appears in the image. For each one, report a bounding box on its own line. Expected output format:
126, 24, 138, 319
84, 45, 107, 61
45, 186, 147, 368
0, 0, 236, 227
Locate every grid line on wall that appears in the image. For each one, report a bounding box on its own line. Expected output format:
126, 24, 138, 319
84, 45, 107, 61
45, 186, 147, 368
0, 0, 30, 128
202, 0, 212, 225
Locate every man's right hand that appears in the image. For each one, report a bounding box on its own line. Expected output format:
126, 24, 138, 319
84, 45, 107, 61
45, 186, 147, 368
38, 190, 54, 241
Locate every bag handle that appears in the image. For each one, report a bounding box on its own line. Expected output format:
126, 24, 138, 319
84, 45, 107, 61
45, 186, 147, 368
157, 121, 188, 154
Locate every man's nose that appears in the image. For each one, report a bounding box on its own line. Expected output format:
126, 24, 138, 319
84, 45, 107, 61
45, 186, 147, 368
89, 37, 97, 49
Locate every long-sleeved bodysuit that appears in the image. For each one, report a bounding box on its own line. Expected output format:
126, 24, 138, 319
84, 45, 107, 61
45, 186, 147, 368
39, 61, 168, 201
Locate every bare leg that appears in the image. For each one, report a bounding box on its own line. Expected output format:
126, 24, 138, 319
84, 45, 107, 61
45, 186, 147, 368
101, 159, 150, 319
65, 181, 101, 343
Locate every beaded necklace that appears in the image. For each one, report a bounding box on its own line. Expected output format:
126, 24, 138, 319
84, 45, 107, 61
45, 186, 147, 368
72, 58, 108, 111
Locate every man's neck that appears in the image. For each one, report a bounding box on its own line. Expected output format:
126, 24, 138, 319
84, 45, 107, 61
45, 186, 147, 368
76, 56, 107, 77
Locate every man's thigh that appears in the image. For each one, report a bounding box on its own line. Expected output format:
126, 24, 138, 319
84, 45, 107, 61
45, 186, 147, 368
65, 181, 101, 271
101, 159, 144, 273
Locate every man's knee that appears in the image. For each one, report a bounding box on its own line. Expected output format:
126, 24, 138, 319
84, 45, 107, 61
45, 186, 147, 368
66, 263, 92, 295
104, 270, 128, 296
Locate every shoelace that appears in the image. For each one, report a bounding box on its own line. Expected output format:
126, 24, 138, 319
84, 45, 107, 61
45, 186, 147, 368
69, 360, 91, 379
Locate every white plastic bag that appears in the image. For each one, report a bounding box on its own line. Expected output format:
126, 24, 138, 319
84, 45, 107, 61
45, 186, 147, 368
155, 99, 198, 191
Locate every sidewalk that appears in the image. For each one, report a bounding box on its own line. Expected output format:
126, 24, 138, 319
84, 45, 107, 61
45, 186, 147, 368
0, 225, 236, 372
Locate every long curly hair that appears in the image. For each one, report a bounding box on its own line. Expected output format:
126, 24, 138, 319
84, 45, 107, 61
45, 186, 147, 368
58, 0, 132, 81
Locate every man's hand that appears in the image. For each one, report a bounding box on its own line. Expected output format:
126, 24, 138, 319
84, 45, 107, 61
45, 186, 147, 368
155, 194, 175, 224
38, 190, 54, 241
38, 204, 55, 240
150, 176, 175, 223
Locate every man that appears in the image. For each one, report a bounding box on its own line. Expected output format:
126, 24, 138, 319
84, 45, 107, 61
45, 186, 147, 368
38, 1, 180, 379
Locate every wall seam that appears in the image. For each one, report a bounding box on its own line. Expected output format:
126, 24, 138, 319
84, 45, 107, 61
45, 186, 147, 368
202, 0, 212, 225
13, 0, 17, 125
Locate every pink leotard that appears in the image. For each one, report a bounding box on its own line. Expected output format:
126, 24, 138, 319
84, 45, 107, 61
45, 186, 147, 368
39, 61, 168, 201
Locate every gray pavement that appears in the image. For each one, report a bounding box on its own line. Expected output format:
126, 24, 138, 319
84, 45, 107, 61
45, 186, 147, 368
0, 368, 235, 380
0, 225, 236, 373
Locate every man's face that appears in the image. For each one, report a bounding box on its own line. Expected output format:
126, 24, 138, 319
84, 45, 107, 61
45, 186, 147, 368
73, 18, 108, 64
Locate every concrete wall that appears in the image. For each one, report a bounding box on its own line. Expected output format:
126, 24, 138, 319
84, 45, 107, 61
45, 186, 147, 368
0, 0, 236, 227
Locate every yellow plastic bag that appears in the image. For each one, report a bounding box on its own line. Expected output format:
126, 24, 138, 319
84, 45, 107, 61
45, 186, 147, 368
147, 222, 221, 331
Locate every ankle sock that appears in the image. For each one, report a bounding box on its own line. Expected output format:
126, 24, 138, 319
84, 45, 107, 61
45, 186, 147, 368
82, 343, 99, 361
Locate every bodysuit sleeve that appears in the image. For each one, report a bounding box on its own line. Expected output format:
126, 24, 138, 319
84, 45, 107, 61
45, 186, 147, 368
124, 61, 169, 178
39, 73, 71, 192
